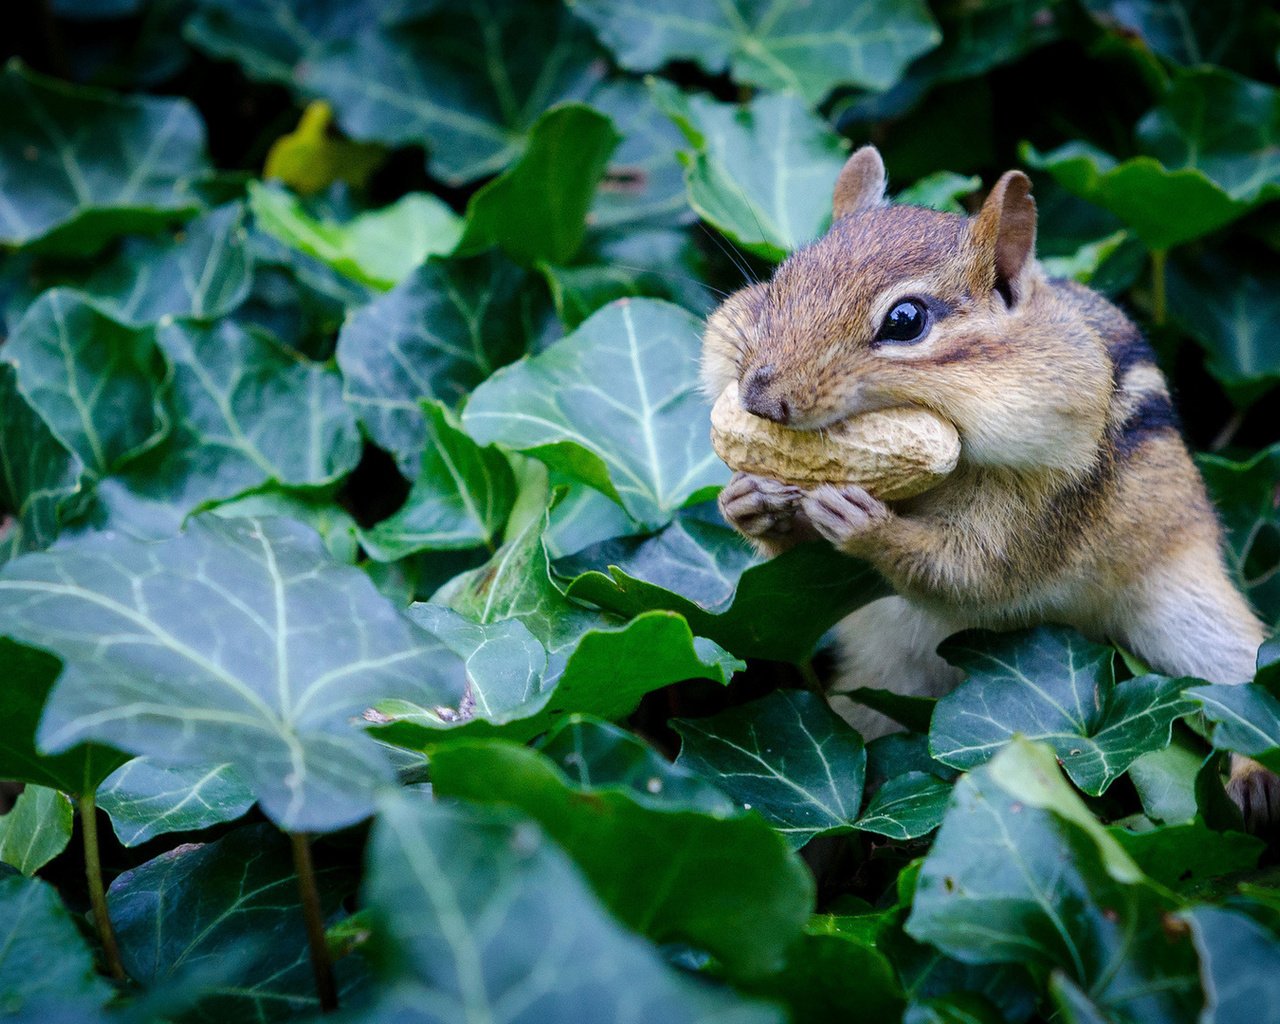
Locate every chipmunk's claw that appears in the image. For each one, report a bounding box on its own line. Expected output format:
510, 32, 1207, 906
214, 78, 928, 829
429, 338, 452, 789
719, 472, 802, 540
801, 483, 889, 554
1228, 755, 1280, 837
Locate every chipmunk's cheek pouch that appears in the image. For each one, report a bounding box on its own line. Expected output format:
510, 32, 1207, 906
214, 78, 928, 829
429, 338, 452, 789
1228, 755, 1280, 836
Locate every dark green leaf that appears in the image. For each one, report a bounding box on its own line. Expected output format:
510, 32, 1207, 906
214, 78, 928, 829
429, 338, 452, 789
855, 772, 952, 841
97, 759, 256, 847
0, 786, 73, 876
571, 0, 939, 103
0, 63, 207, 254
673, 690, 866, 848
895, 171, 981, 213
0, 515, 467, 832
1109, 819, 1263, 893
336, 253, 545, 475
1199, 445, 1280, 629
1079, 0, 1256, 66
429, 734, 813, 976
463, 298, 727, 529
930, 626, 1197, 795
1184, 904, 1280, 1024
1189, 681, 1280, 773
361, 792, 783, 1023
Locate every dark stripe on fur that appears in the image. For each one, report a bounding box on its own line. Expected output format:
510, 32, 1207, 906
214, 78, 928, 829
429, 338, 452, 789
1114, 393, 1180, 458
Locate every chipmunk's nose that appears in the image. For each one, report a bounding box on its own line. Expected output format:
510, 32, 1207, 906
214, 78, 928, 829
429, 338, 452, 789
740, 364, 791, 424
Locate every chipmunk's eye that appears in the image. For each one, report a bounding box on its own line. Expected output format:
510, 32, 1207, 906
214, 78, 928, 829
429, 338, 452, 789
876, 298, 929, 344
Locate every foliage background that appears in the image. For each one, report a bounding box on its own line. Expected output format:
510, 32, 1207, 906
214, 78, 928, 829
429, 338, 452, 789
3, 1, 1280, 1022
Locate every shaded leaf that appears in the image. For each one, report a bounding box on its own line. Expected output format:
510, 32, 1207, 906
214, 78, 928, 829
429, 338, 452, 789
97, 759, 256, 847
1199, 444, 1280, 629
855, 772, 952, 841
673, 690, 866, 849
0, 515, 467, 832
1185, 904, 1280, 1024
896, 171, 980, 213
1189, 681, 1280, 774
0, 786, 73, 876
464, 298, 727, 529
1109, 819, 1263, 894
1080, 0, 1257, 66
929, 626, 1197, 795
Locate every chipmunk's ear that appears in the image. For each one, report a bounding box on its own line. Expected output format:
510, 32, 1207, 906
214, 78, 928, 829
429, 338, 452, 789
832, 146, 886, 218
967, 170, 1037, 306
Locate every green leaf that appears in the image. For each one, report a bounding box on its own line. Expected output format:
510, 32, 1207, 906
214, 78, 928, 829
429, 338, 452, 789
1199, 445, 1280, 629
118, 318, 362, 515
0, 366, 88, 562
1189, 681, 1280, 773
855, 772, 953, 841
907, 740, 1202, 1021
4, 290, 168, 477
895, 171, 981, 213
336, 253, 545, 475
0, 786, 73, 876
361, 791, 783, 1023
249, 182, 462, 290
673, 690, 867, 849
300, 0, 603, 185
108, 823, 357, 1018
654, 83, 847, 261
558, 516, 889, 662
428, 732, 813, 976
464, 298, 726, 529
1079, 0, 1258, 65
359, 403, 516, 560
1184, 904, 1280, 1024
570, 0, 939, 104
1109, 819, 1263, 893
455, 104, 619, 267
1168, 248, 1280, 403
97, 759, 256, 847
0, 515, 467, 832
929, 626, 1198, 795
0, 874, 113, 1018
0, 63, 207, 254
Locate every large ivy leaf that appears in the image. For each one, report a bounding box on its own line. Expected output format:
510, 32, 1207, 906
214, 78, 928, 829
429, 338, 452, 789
3, 289, 168, 476
454, 104, 619, 267
0, 366, 87, 562
300, 0, 603, 185
854, 773, 953, 841
0, 786, 73, 876
906, 740, 1202, 1022
429, 729, 813, 976
97, 758, 256, 847
929, 626, 1197, 795
0, 515, 468, 832
1185, 904, 1280, 1023
118, 318, 363, 515
558, 515, 889, 662
570, 0, 939, 104
108, 823, 357, 1020
336, 253, 545, 475
1199, 445, 1280, 629
463, 298, 728, 529
361, 791, 783, 1024
1189, 681, 1280, 774
0, 874, 113, 1019
0, 63, 207, 254
673, 690, 867, 849
655, 83, 848, 261
359, 403, 516, 561
1110, 820, 1263, 893
249, 182, 462, 290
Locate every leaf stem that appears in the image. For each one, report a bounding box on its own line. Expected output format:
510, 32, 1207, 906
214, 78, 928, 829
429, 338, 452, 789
78, 793, 125, 981
797, 660, 824, 695
290, 831, 338, 1013
1150, 248, 1168, 326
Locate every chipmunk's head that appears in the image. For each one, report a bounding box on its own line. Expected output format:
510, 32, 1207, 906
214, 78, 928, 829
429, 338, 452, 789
702, 146, 1112, 476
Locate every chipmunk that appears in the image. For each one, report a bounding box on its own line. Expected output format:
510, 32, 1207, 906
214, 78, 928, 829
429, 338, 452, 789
702, 146, 1275, 830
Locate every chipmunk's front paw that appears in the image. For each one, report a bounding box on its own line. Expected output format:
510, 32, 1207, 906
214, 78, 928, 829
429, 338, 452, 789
800, 483, 889, 554
1228, 755, 1280, 836
719, 472, 803, 542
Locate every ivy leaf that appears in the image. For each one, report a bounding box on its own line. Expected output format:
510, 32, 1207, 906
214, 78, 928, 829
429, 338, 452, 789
97, 759, 256, 847
673, 690, 867, 849
361, 792, 783, 1023
1184, 904, 1280, 1023
336, 253, 546, 475
428, 729, 813, 976
1078, 0, 1258, 66
0, 875, 114, 1018
0, 515, 468, 832
895, 171, 981, 212
359, 403, 516, 561
249, 182, 462, 290
558, 515, 889, 662
0, 62, 207, 255
570, 0, 940, 104
1110, 819, 1263, 893
463, 298, 728, 529
108, 823, 358, 1018
655, 82, 848, 261
455, 104, 620, 267
4, 289, 168, 477
300, 0, 603, 184
1199, 445, 1280, 629
906, 740, 1202, 1022
929, 626, 1198, 795
1188, 681, 1280, 774
0, 786, 74, 876
855, 773, 953, 841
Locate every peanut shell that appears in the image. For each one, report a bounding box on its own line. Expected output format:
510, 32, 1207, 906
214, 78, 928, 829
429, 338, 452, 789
710, 382, 960, 500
